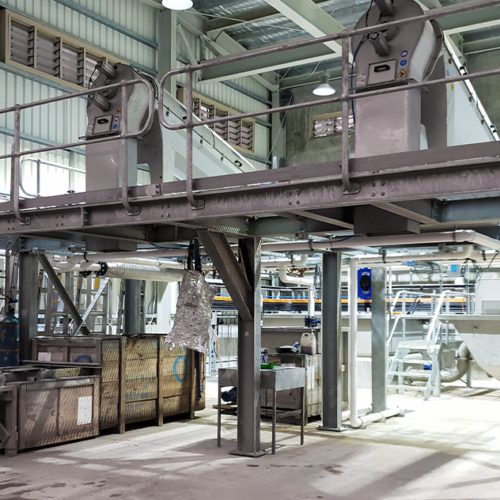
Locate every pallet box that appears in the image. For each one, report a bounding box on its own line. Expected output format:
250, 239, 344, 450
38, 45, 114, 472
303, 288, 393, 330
0, 367, 100, 454
32, 335, 205, 433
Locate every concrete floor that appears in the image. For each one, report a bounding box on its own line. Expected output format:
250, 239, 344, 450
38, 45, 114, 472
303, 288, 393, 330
1, 384, 500, 500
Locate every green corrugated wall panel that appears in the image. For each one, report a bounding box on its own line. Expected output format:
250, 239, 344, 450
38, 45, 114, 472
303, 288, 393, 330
0, 67, 86, 145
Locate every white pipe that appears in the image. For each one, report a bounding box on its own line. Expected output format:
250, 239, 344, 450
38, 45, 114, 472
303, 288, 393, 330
60, 231, 500, 262
105, 263, 184, 282
308, 284, 316, 317
348, 244, 473, 428
55, 262, 185, 282
278, 254, 310, 285
278, 255, 317, 316
264, 230, 500, 253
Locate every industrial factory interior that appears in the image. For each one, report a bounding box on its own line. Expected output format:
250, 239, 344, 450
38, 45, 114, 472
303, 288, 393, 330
0, 0, 500, 498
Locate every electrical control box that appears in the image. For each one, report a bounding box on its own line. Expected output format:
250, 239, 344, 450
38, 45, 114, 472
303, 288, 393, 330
446, 264, 462, 278
358, 267, 372, 300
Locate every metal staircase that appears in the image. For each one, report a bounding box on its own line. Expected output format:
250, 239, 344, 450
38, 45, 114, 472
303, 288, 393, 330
387, 290, 473, 400
388, 340, 442, 400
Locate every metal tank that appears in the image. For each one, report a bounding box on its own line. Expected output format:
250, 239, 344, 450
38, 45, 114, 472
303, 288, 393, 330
0, 304, 19, 367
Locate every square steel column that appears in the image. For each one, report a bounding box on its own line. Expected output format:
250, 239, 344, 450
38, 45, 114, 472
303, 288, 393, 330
235, 237, 263, 456
19, 252, 39, 361
158, 9, 177, 96
320, 252, 344, 431
371, 267, 388, 412
124, 279, 144, 334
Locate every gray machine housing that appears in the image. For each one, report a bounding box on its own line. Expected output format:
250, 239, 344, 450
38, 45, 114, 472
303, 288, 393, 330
85, 62, 163, 192
352, 0, 443, 158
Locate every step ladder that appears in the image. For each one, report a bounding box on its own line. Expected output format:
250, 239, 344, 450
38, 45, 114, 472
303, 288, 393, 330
387, 340, 442, 401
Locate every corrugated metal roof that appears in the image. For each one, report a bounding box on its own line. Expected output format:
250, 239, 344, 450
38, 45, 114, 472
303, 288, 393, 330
193, 0, 496, 55
195, 0, 371, 50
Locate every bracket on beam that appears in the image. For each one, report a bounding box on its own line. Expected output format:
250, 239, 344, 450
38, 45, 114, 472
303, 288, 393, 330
38, 254, 90, 336
198, 230, 253, 322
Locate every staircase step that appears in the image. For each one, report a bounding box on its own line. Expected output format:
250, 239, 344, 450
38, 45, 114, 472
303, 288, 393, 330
388, 370, 431, 377
388, 385, 426, 391
398, 342, 429, 350
401, 359, 432, 365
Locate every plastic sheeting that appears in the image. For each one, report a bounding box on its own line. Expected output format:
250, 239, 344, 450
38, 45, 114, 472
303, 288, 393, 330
164, 271, 215, 353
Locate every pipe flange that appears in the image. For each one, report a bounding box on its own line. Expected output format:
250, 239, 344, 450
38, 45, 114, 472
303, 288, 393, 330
95, 261, 108, 277
79, 270, 92, 278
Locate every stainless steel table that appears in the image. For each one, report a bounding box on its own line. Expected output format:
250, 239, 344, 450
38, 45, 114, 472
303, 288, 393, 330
217, 366, 306, 454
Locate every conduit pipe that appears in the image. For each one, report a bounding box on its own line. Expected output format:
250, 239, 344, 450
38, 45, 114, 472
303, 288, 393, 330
278, 255, 316, 316
348, 244, 474, 428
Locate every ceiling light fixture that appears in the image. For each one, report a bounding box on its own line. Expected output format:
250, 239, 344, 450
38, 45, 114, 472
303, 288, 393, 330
162, 0, 193, 10
313, 72, 336, 97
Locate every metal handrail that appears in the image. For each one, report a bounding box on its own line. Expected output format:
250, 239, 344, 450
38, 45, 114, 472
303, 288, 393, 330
19, 158, 85, 198
425, 290, 475, 351
157, 0, 500, 209
386, 289, 474, 349
0, 78, 155, 223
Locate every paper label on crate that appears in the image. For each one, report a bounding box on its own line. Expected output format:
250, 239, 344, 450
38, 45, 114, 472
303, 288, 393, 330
38, 352, 52, 362
77, 396, 93, 425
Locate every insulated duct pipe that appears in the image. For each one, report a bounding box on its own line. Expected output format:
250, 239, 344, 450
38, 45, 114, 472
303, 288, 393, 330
348, 244, 474, 428
405, 342, 471, 383
278, 255, 316, 316
55, 262, 185, 282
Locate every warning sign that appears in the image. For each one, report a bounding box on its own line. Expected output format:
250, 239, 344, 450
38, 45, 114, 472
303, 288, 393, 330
397, 69, 408, 78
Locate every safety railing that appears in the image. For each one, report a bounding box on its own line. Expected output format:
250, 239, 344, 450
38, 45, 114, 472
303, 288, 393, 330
0, 77, 155, 223
158, 0, 500, 210
0, 0, 498, 220
19, 158, 85, 198
386, 289, 475, 350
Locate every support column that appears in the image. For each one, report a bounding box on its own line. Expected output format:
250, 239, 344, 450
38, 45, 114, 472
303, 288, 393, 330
124, 279, 144, 334
158, 9, 177, 96
156, 282, 177, 333
271, 91, 286, 169
371, 267, 388, 412
18, 252, 39, 361
320, 252, 344, 431
235, 237, 262, 456
198, 231, 262, 456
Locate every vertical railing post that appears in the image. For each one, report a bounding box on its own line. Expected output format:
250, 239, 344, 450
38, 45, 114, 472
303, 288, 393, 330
36, 158, 41, 197
120, 82, 140, 215
341, 36, 356, 194
185, 69, 204, 210
10, 105, 29, 224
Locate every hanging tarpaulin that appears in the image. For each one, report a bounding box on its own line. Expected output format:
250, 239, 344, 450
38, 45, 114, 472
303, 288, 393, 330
164, 270, 215, 353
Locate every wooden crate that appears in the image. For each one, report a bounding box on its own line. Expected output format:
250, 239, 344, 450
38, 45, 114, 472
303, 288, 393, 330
32, 335, 206, 432
15, 376, 100, 451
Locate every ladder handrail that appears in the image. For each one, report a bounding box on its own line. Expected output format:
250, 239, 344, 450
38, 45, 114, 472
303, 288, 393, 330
387, 289, 475, 349
425, 290, 475, 351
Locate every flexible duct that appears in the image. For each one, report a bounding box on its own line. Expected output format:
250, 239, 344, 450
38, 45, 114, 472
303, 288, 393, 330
405, 342, 471, 383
